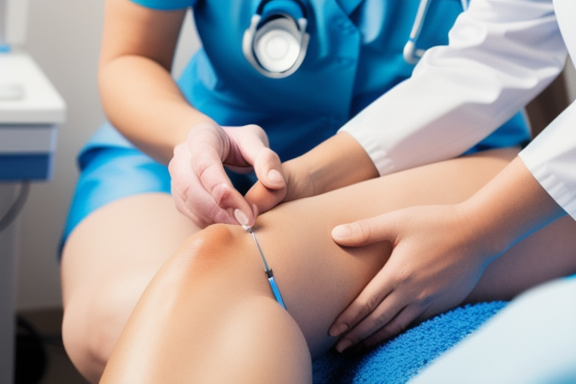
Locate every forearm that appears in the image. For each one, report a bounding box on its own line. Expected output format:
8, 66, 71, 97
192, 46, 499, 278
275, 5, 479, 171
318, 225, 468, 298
99, 56, 214, 164
461, 156, 567, 260
98, 0, 214, 165
283, 132, 379, 201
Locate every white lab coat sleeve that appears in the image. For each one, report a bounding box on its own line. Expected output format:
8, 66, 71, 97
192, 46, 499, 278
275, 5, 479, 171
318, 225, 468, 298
519, 101, 576, 219
519, 0, 576, 220
340, 0, 567, 176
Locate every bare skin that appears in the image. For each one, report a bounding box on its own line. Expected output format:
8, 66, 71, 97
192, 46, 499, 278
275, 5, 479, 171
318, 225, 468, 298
61, 194, 199, 382
62, 148, 576, 383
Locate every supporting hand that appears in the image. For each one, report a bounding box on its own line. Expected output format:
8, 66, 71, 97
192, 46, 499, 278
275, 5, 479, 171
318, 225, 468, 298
169, 122, 286, 228
328, 204, 492, 353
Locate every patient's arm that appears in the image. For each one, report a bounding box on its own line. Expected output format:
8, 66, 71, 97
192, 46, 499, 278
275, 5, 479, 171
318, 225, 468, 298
100, 147, 576, 383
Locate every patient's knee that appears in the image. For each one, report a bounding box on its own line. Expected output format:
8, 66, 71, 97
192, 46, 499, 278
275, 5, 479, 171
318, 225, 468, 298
160, 223, 267, 302
172, 223, 251, 276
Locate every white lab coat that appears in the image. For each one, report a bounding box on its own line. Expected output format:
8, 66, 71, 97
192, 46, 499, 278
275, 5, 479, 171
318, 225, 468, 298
341, 0, 575, 218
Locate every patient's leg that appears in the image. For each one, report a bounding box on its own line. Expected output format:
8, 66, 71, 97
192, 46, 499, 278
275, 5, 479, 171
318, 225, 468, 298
100, 147, 576, 383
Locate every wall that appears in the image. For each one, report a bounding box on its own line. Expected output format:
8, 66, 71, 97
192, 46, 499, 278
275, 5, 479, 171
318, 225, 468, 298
16, 0, 199, 310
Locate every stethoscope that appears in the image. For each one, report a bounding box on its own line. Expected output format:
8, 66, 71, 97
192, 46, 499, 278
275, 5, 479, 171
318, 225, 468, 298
243, 0, 468, 78
243, 0, 310, 78
403, 0, 469, 64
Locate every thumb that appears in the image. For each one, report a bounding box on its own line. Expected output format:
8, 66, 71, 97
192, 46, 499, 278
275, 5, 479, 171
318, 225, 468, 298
253, 149, 286, 191
332, 214, 396, 247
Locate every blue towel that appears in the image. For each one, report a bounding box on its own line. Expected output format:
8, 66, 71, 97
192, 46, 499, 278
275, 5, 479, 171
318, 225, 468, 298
312, 301, 508, 384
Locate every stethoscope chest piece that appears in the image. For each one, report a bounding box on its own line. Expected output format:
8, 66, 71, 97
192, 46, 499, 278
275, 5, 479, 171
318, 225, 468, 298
243, 0, 310, 78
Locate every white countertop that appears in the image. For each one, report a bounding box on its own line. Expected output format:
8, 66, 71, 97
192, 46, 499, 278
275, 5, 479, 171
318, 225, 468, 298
0, 51, 66, 124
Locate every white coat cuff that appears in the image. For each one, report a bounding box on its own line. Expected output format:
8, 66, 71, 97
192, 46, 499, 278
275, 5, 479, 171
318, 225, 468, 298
520, 102, 576, 220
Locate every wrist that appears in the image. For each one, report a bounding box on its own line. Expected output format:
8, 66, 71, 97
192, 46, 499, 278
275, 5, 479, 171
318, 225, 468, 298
459, 157, 566, 262
456, 199, 514, 264
287, 132, 378, 199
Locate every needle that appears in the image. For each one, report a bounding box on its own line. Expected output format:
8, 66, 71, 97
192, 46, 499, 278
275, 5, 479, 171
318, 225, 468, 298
242, 224, 287, 310
245, 226, 271, 272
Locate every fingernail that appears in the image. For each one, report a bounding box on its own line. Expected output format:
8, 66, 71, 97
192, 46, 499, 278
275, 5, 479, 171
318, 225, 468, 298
336, 339, 353, 354
234, 209, 250, 229
267, 169, 284, 185
329, 323, 349, 337
332, 225, 351, 240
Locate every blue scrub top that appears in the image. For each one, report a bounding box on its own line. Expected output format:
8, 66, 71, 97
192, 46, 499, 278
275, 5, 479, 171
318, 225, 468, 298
90, 0, 526, 162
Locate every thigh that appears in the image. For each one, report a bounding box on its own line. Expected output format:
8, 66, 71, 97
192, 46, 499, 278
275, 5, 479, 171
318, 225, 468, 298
255, 148, 523, 356
60, 193, 199, 378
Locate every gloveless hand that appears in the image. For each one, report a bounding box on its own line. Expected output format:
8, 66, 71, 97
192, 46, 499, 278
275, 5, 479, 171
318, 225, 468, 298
169, 122, 285, 228
329, 203, 496, 353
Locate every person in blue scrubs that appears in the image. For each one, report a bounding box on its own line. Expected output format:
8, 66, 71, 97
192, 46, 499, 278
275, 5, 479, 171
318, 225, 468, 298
60, 1, 576, 382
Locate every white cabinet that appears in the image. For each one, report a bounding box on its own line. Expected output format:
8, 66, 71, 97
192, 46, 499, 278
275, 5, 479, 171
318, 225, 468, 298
0, 51, 65, 384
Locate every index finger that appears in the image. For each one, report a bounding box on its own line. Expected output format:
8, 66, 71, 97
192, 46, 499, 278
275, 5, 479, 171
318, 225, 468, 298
332, 212, 399, 247
189, 125, 254, 225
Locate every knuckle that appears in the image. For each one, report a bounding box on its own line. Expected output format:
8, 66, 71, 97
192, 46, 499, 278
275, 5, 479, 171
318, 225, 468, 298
418, 293, 434, 309
359, 294, 382, 315
354, 221, 374, 243
372, 313, 391, 330
393, 268, 413, 286
263, 148, 280, 164
195, 153, 215, 175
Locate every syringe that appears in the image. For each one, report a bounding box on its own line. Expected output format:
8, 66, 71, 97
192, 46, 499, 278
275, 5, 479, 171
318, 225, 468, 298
236, 210, 287, 310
